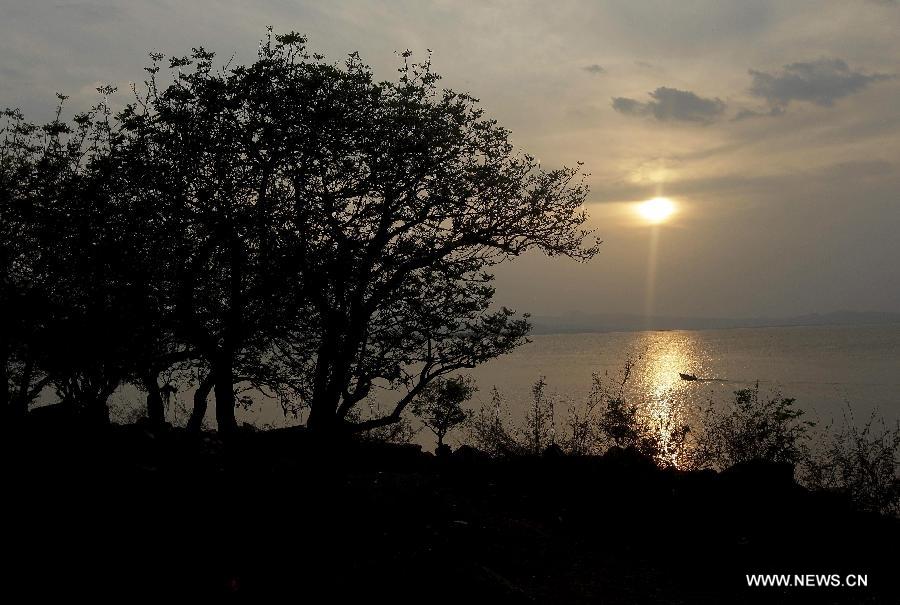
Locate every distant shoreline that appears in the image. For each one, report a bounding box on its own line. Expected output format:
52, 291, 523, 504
530, 312, 900, 336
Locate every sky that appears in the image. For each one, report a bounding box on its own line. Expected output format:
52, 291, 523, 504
2, 0, 899, 320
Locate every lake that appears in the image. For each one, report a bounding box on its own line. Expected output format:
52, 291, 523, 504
461, 323, 900, 432
110, 323, 900, 440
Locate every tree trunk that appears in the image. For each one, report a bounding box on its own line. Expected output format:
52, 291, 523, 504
307, 319, 346, 435
307, 389, 344, 435
0, 343, 9, 426
212, 235, 243, 436
143, 373, 165, 427
187, 373, 215, 434
81, 390, 112, 427
12, 358, 34, 420
308, 338, 335, 433
213, 354, 237, 434
307, 402, 334, 433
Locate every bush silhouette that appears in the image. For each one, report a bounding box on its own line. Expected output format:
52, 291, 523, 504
692, 382, 814, 469
411, 375, 476, 451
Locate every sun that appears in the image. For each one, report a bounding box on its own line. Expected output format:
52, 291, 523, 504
637, 197, 676, 224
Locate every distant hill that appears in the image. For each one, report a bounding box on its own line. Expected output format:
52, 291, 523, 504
529, 310, 900, 335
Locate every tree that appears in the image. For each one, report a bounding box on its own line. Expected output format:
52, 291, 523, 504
116, 45, 305, 433
54, 29, 598, 435
1, 88, 198, 428
1, 97, 138, 425
0, 107, 53, 424
411, 375, 476, 449
233, 32, 599, 435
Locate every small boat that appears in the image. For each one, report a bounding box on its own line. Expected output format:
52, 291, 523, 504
679, 372, 698, 381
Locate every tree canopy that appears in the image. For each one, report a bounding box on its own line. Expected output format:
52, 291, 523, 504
1, 30, 598, 435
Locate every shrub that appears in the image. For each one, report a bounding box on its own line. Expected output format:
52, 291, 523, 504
523, 376, 555, 455
410, 375, 476, 449
561, 374, 603, 456
465, 365, 692, 465
803, 408, 900, 516
465, 379, 560, 457
465, 386, 525, 457
593, 360, 692, 468
692, 383, 814, 470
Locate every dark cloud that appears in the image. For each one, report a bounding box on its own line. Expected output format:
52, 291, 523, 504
732, 105, 785, 121
583, 64, 606, 75
611, 87, 726, 123
611, 96, 645, 114
749, 58, 890, 108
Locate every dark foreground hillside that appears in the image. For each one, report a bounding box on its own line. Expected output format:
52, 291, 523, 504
4, 425, 897, 603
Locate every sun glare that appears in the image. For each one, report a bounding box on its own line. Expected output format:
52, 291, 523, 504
638, 197, 676, 224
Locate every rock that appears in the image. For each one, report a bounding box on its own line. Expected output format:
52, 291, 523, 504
451, 444, 490, 463
543, 443, 565, 458
719, 459, 797, 514
601, 445, 657, 470
721, 459, 795, 491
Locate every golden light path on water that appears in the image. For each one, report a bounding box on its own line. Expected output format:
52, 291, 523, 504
629, 330, 713, 468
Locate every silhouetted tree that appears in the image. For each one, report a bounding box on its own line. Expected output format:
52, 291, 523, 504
1, 97, 137, 425
1, 108, 53, 424
5, 30, 597, 436
107, 105, 196, 427
235, 32, 598, 435
411, 375, 475, 449
116, 30, 597, 436
28, 93, 147, 424
186, 370, 216, 433
1, 92, 194, 427
117, 44, 310, 433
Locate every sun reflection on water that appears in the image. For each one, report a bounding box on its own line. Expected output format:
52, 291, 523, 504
628, 331, 713, 467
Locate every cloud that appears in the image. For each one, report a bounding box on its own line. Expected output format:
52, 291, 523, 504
583, 64, 606, 75
732, 105, 786, 121
611, 96, 645, 114
611, 87, 726, 123
634, 61, 663, 72
748, 58, 890, 108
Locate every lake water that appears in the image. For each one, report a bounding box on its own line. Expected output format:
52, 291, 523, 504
462, 323, 900, 430
109, 323, 900, 441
